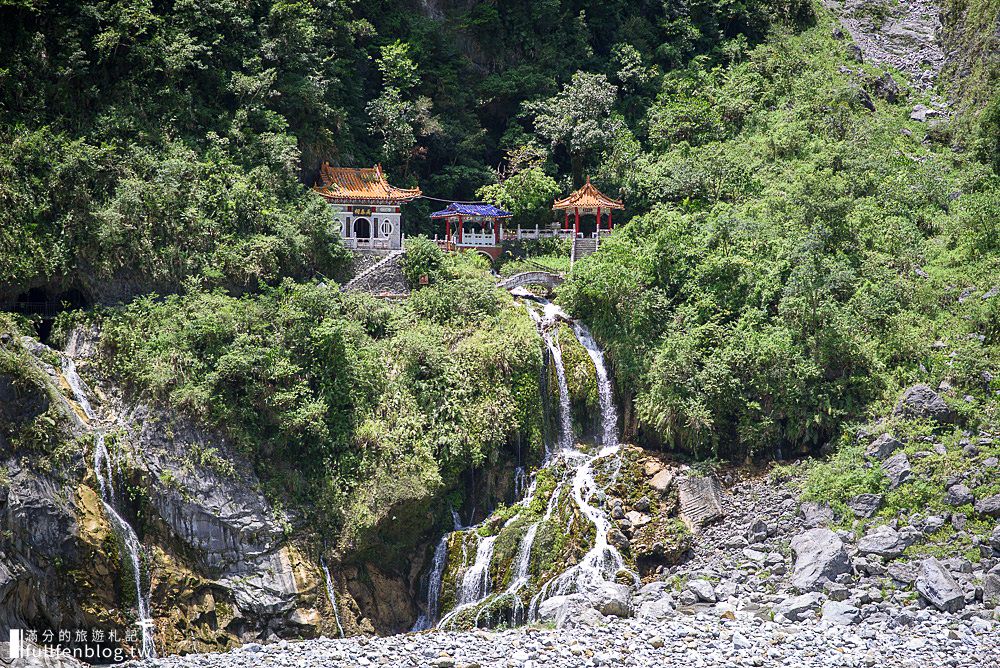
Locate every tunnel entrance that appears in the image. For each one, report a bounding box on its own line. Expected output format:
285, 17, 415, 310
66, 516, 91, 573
10, 287, 91, 343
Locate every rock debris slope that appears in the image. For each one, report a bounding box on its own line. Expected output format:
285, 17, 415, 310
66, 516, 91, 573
823, 0, 947, 90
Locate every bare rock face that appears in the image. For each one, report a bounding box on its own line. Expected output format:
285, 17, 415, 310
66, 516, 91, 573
975, 494, 1000, 517
799, 501, 834, 528
0, 372, 50, 431
915, 557, 965, 612
846, 493, 883, 518
777, 592, 824, 621
822, 0, 946, 92
790, 528, 852, 592
857, 524, 912, 558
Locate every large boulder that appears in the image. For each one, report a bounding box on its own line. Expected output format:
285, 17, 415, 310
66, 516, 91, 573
537, 594, 607, 629
677, 474, 724, 529
648, 469, 674, 497
857, 524, 911, 559
790, 528, 852, 591
881, 452, 912, 489
636, 594, 676, 619
846, 494, 883, 519
686, 578, 716, 603
821, 600, 861, 625
776, 592, 824, 621
984, 570, 1000, 609
866, 434, 902, 460
583, 581, 633, 617
945, 484, 975, 507
893, 384, 953, 423
799, 501, 834, 528
915, 557, 965, 612
974, 494, 1000, 517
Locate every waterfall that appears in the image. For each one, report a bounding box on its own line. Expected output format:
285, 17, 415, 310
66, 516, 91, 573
320, 557, 346, 638
412, 534, 450, 631
570, 321, 619, 450
456, 534, 497, 605
526, 306, 574, 453
422, 299, 633, 630
437, 534, 497, 628
62, 358, 157, 658
513, 466, 527, 499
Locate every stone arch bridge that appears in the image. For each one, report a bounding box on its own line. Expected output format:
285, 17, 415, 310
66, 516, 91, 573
496, 271, 564, 291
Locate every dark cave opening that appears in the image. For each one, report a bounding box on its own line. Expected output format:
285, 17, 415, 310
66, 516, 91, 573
10, 287, 91, 344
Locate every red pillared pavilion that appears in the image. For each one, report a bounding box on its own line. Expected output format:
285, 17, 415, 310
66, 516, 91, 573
552, 177, 624, 238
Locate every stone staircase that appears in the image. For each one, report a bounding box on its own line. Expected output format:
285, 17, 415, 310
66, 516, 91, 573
343, 250, 405, 292
571, 237, 598, 264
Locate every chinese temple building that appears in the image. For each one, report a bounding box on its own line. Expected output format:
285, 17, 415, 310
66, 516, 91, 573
430, 203, 513, 260
552, 177, 624, 239
313, 163, 421, 250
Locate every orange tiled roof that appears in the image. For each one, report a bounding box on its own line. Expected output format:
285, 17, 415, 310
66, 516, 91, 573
552, 177, 623, 211
313, 163, 421, 203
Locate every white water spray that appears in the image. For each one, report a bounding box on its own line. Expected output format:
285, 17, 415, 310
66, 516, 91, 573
437, 533, 498, 628
412, 534, 450, 631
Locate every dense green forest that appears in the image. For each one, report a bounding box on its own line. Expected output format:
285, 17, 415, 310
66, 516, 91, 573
0, 0, 815, 299
2, 0, 999, 528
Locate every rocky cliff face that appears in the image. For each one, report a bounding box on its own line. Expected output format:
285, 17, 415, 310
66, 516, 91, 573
0, 329, 436, 656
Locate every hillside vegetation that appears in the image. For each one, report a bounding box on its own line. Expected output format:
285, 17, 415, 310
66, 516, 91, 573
0, 0, 809, 302
560, 17, 1000, 461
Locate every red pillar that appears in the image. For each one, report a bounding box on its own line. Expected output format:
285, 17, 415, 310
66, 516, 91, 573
596, 206, 601, 238
494, 218, 500, 245
458, 215, 463, 244
564, 209, 569, 232
445, 217, 451, 247
609, 209, 613, 231
574, 207, 580, 237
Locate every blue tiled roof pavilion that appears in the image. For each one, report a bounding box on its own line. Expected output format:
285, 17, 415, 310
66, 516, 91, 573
429, 202, 512, 218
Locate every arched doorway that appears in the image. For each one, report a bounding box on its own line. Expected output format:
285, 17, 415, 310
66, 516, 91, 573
353, 217, 372, 239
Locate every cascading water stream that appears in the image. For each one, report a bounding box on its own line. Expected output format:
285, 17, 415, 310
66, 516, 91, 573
437, 534, 498, 628
412, 535, 450, 631
421, 298, 633, 629
526, 306, 574, 453
570, 321, 619, 450
513, 466, 528, 498
62, 358, 157, 658
320, 557, 346, 638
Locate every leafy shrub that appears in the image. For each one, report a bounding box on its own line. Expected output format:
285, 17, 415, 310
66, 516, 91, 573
401, 235, 444, 287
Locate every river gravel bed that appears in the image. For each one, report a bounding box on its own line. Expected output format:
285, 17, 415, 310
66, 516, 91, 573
125, 611, 999, 668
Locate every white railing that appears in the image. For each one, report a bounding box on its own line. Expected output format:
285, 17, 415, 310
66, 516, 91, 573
342, 237, 396, 250
506, 226, 575, 241
430, 226, 587, 249
433, 233, 497, 248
